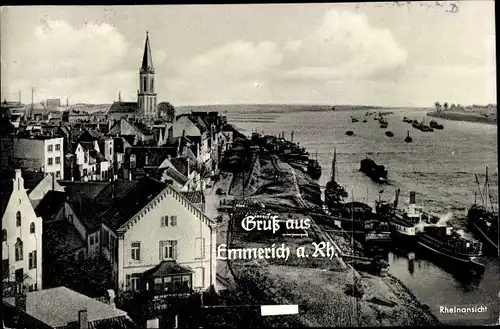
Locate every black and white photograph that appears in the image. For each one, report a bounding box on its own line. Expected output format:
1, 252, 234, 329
1, 2, 498, 328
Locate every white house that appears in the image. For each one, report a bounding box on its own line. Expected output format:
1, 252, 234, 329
73, 141, 110, 181
11, 136, 64, 179
112, 180, 216, 294
1, 169, 43, 293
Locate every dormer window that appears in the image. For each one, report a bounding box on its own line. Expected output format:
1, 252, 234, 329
30, 222, 35, 234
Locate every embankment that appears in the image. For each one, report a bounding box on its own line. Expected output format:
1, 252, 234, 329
219, 132, 439, 326
427, 110, 496, 125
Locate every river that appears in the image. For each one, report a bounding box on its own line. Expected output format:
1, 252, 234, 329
181, 104, 499, 325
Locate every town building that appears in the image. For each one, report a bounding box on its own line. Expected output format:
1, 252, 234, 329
8, 136, 64, 179
1, 169, 43, 293
108, 32, 158, 120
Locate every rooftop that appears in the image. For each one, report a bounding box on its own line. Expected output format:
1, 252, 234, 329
35, 190, 67, 221
6, 286, 136, 329
108, 102, 137, 114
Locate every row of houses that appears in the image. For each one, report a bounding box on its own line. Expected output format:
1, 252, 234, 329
2, 109, 236, 328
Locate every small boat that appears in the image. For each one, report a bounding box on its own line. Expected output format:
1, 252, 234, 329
362, 119, 367, 123
380, 123, 388, 129
346, 130, 354, 136
404, 131, 413, 143
324, 149, 348, 210
385, 131, 394, 137
360, 157, 388, 184
307, 151, 322, 180
429, 120, 444, 129
352, 117, 359, 123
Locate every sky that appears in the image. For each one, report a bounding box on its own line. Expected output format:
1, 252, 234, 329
0, 2, 496, 107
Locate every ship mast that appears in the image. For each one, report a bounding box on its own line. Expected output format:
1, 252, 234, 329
331, 148, 336, 182
475, 173, 486, 207
483, 166, 489, 211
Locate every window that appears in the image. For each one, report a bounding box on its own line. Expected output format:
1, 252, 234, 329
55, 144, 61, 151
15, 238, 23, 261
182, 275, 192, 291
78, 251, 84, 262
154, 277, 163, 292
131, 242, 141, 261
194, 267, 205, 288
2, 229, 6, 241
55, 157, 60, 165
89, 235, 94, 245
83, 169, 88, 176
151, 79, 154, 92
16, 211, 21, 227
47, 145, 53, 152
84, 152, 88, 163
143, 77, 147, 91
68, 214, 74, 223
159, 240, 177, 260
48, 157, 53, 166
30, 222, 35, 234
126, 273, 141, 291
161, 216, 169, 227
56, 171, 60, 178
173, 276, 182, 292
170, 216, 177, 226
195, 237, 205, 259
29, 251, 37, 269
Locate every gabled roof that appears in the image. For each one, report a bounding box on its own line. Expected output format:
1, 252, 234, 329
60, 181, 109, 199
35, 190, 66, 221
67, 193, 107, 231
45, 219, 85, 253
108, 102, 137, 114
170, 157, 195, 177
94, 180, 138, 205
89, 150, 107, 163
172, 116, 202, 137
99, 176, 167, 230
21, 171, 47, 193
19, 287, 136, 329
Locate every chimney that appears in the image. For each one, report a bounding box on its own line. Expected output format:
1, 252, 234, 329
78, 310, 88, 329
52, 172, 55, 191
409, 191, 416, 205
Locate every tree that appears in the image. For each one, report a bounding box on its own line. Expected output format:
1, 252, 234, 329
443, 102, 448, 111
450, 103, 456, 110
157, 102, 176, 122
434, 101, 441, 112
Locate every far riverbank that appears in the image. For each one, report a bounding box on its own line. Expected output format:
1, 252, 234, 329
427, 110, 497, 125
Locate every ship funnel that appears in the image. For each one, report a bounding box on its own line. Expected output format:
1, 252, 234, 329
409, 191, 416, 204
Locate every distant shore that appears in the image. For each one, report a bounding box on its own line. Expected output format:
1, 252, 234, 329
427, 111, 497, 125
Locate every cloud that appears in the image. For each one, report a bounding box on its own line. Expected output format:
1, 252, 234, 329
1, 20, 132, 103
166, 9, 408, 104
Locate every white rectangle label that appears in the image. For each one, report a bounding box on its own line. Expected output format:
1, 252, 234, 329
260, 304, 299, 316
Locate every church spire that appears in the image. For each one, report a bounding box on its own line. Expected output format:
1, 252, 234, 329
141, 31, 154, 73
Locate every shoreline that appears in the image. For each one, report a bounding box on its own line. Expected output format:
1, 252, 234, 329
427, 111, 497, 125
210, 130, 441, 327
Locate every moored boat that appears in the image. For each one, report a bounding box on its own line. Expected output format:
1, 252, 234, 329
360, 157, 388, 184
385, 131, 394, 137
467, 167, 499, 254
345, 130, 354, 136
307, 151, 322, 180
324, 149, 348, 210
417, 224, 484, 269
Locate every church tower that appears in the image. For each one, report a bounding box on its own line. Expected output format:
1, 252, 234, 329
137, 31, 157, 119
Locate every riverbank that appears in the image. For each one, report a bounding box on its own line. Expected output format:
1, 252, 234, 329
427, 110, 496, 125
208, 132, 440, 327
